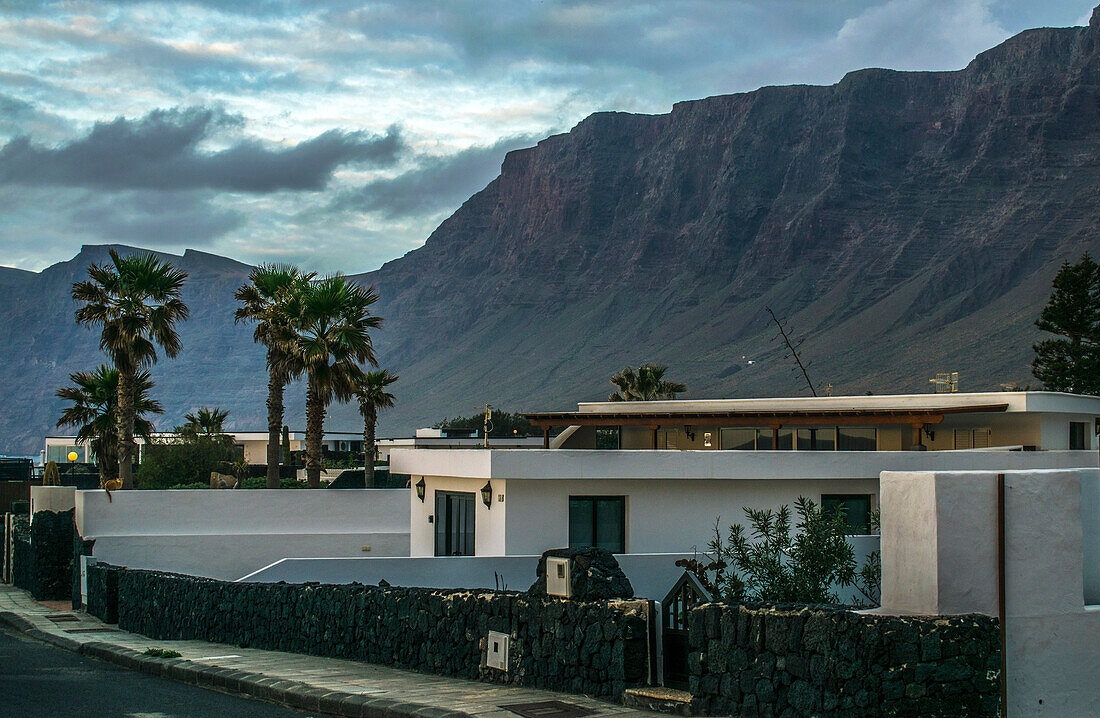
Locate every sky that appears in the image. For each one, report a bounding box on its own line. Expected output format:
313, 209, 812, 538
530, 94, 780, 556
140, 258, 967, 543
1, 0, 1097, 274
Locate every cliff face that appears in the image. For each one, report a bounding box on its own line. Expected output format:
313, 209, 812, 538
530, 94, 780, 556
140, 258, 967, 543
7, 14, 1100, 453
357, 13, 1100, 432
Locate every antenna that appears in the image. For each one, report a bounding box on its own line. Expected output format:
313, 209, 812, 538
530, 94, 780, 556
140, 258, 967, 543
929, 372, 959, 393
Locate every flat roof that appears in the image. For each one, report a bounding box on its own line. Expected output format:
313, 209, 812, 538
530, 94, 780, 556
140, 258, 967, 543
524, 404, 1010, 428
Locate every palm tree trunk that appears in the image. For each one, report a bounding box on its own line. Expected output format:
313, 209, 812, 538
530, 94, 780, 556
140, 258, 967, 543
266, 362, 284, 489
364, 406, 377, 489
116, 366, 135, 490
305, 372, 325, 489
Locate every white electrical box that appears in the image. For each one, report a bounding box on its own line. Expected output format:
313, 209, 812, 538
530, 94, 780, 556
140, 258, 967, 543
546, 557, 572, 598
486, 631, 509, 671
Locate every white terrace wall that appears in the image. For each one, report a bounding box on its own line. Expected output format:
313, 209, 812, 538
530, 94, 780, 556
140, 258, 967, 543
238, 553, 698, 601
879, 469, 1100, 716
74, 489, 411, 581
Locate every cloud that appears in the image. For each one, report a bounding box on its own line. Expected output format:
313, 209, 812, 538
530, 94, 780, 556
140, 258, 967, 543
330, 135, 539, 219
0, 106, 405, 193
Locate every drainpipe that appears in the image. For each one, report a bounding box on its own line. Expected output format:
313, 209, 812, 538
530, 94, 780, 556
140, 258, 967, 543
997, 472, 1007, 718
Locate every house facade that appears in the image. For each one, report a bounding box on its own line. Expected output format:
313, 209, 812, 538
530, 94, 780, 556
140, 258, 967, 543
44, 430, 362, 466
389, 392, 1100, 558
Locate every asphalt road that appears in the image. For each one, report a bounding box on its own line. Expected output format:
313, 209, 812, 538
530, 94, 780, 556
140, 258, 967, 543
0, 626, 312, 718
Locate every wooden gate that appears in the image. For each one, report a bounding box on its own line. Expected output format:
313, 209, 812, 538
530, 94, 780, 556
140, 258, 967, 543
661, 571, 712, 688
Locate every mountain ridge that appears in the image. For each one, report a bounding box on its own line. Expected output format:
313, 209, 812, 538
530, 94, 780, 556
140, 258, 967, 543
6, 13, 1100, 452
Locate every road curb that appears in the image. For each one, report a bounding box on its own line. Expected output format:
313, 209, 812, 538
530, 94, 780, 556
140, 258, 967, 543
0, 610, 476, 718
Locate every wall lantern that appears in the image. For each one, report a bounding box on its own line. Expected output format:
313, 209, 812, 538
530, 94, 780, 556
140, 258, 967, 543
481, 481, 493, 509
415, 477, 426, 502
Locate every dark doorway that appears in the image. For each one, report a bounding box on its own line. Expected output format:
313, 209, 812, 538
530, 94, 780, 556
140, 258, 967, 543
435, 491, 475, 556
661, 572, 712, 688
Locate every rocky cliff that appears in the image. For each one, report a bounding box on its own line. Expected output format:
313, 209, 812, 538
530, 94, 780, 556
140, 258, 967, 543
6, 13, 1100, 453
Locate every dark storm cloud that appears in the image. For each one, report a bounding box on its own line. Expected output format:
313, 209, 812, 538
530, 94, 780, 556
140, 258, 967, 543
0, 107, 405, 193
330, 135, 539, 219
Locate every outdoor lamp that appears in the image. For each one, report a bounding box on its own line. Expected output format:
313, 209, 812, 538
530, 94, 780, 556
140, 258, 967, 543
415, 477, 426, 502
67, 451, 78, 462
481, 481, 493, 509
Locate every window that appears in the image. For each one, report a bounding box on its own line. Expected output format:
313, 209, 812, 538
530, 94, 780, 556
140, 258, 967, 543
756, 428, 793, 450
796, 428, 837, 450
595, 427, 621, 450
435, 491, 475, 556
1070, 422, 1088, 450
569, 496, 625, 553
720, 428, 756, 450
822, 494, 874, 534
837, 427, 876, 451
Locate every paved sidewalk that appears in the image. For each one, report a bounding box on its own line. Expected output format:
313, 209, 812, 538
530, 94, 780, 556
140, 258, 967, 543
0, 584, 661, 718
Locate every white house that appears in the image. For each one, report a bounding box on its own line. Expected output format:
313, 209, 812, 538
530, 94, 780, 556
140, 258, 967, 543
44, 429, 362, 466
390, 392, 1100, 558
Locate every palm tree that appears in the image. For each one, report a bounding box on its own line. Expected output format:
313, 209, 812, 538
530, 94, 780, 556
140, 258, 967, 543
56, 365, 163, 484
355, 369, 398, 488
608, 363, 687, 401
72, 250, 189, 489
294, 275, 382, 488
235, 265, 315, 488
178, 406, 230, 438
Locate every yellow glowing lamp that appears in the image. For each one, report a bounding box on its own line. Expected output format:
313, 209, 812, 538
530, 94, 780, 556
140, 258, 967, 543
67, 451, 78, 462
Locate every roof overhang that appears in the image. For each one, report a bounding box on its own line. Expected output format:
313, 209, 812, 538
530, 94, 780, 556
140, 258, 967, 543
523, 404, 1010, 428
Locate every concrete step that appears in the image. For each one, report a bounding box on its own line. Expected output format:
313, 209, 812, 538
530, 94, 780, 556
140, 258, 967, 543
622, 687, 693, 715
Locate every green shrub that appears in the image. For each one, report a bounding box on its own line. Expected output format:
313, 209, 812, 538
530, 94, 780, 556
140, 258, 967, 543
143, 648, 182, 658
241, 475, 304, 489
136, 435, 236, 489
682, 496, 861, 605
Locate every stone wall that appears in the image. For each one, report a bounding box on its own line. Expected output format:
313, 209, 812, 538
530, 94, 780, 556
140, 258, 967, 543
28, 509, 75, 601
86, 564, 649, 698
689, 602, 1000, 717
10, 515, 31, 592
9, 510, 74, 601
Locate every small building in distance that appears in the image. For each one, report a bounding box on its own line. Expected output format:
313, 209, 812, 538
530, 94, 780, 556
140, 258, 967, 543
390, 391, 1100, 558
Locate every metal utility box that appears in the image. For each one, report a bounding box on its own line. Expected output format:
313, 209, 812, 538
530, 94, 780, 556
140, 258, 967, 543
546, 557, 572, 598
486, 631, 509, 671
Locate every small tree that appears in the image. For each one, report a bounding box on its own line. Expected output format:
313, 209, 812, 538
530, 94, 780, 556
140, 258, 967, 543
71, 250, 189, 489
1032, 253, 1100, 395
177, 407, 230, 440
435, 409, 536, 437
706, 497, 857, 604
356, 369, 398, 488
608, 364, 686, 401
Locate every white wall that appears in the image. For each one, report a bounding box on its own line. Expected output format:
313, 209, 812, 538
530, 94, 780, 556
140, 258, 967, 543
76, 489, 411, 581
30, 486, 77, 517
409, 476, 505, 557
238, 552, 697, 600
392, 447, 1096, 482
504, 477, 879, 556
878, 468, 1100, 716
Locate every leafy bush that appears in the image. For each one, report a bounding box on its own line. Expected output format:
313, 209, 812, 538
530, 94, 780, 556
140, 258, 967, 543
680, 496, 865, 605
136, 435, 237, 489
166, 482, 209, 490
435, 409, 536, 437
241, 475, 304, 489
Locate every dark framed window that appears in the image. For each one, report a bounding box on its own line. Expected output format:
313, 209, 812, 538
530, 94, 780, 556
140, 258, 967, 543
797, 428, 836, 450
595, 427, 621, 449
822, 494, 873, 534
1070, 422, 1088, 450
435, 491, 475, 556
568, 496, 625, 553
837, 427, 876, 451
720, 428, 756, 450
756, 428, 793, 450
